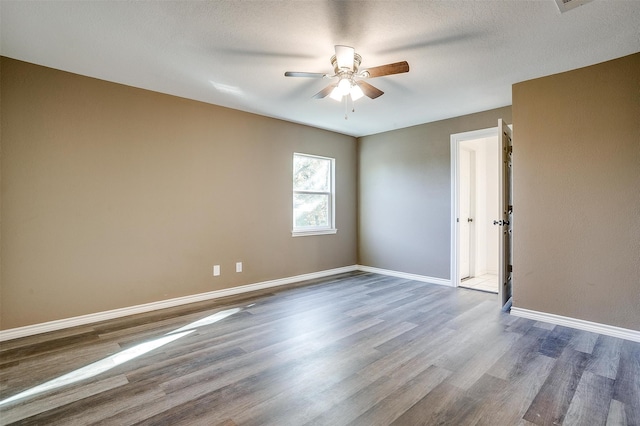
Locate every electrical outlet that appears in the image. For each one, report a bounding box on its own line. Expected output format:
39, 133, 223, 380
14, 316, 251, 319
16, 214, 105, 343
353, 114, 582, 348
236, 262, 242, 273
213, 265, 220, 276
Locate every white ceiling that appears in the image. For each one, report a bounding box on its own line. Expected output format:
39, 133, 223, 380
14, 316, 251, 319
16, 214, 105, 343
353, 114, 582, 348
1, 1, 639, 137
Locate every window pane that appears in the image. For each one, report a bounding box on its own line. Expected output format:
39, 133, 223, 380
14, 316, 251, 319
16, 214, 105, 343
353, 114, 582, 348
293, 155, 330, 192
294, 193, 329, 228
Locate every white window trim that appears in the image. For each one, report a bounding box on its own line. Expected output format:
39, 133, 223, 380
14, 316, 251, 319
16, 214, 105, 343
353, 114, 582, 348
292, 228, 338, 237
292, 153, 337, 237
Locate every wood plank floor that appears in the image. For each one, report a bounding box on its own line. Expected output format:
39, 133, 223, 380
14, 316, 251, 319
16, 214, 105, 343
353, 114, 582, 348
1, 272, 639, 425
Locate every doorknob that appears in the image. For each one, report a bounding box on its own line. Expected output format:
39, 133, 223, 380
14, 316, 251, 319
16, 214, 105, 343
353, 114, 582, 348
467, 218, 473, 223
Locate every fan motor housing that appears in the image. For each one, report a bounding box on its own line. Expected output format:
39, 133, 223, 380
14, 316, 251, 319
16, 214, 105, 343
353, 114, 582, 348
331, 53, 362, 75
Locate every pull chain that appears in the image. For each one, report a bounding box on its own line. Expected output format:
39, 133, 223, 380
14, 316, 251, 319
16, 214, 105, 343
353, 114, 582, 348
344, 95, 348, 120
343, 94, 356, 120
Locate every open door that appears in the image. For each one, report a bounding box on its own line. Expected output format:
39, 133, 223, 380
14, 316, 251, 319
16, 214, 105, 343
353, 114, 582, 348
497, 119, 513, 310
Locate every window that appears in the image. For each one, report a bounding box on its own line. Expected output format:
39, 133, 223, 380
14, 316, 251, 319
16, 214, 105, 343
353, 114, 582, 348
292, 153, 336, 236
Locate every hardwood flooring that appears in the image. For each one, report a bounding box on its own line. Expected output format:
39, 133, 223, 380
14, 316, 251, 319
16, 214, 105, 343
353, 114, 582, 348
1, 272, 638, 425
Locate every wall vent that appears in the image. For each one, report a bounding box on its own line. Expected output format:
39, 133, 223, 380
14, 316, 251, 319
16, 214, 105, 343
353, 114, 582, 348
555, 0, 595, 13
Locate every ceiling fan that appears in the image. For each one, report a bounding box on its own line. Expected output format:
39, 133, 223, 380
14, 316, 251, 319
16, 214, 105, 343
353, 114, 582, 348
285, 45, 409, 102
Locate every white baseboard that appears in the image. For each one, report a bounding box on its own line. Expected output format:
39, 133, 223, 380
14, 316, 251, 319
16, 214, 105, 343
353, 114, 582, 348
510, 307, 640, 343
357, 265, 452, 287
25, 265, 640, 344
0, 265, 358, 342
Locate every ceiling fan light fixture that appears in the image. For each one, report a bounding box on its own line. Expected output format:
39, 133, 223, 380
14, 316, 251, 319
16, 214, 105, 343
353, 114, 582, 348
329, 86, 343, 102
350, 84, 364, 101
338, 77, 351, 96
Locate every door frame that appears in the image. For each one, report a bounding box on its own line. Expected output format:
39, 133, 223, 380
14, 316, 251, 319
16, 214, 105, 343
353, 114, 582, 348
450, 126, 498, 289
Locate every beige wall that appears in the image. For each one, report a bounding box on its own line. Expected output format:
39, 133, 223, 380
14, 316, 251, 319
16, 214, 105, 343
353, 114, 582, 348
513, 53, 640, 330
4, 52, 637, 333
0, 57, 357, 329
358, 106, 512, 279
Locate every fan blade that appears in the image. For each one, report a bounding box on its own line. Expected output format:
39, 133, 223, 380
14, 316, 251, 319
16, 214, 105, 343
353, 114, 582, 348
335, 45, 355, 71
285, 72, 327, 78
362, 61, 409, 78
356, 81, 384, 99
313, 84, 337, 99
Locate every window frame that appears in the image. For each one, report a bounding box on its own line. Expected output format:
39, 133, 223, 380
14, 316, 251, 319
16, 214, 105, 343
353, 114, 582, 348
292, 152, 337, 237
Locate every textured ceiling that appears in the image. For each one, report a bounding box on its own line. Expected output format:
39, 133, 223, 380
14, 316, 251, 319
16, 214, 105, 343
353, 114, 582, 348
1, 1, 639, 137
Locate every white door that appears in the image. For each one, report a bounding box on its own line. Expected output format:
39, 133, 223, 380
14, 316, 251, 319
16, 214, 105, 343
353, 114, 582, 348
459, 148, 472, 280
497, 119, 513, 310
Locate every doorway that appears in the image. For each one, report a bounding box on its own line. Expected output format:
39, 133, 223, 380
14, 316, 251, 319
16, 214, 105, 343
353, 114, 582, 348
450, 128, 500, 294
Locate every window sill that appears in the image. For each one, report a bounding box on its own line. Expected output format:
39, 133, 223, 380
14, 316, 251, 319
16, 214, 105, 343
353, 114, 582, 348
292, 228, 338, 237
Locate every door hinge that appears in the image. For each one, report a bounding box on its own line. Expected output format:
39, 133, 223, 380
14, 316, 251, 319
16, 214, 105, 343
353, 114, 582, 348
508, 264, 513, 273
